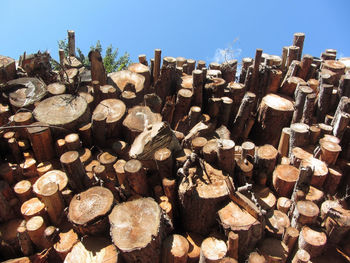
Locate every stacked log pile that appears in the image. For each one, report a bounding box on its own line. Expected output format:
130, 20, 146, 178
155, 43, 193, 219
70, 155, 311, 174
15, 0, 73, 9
0, 30, 350, 263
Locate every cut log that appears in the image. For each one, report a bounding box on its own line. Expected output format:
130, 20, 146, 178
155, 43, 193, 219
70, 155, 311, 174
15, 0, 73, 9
289, 147, 312, 168
128, 63, 151, 93
2, 258, 31, 263
27, 122, 55, 162
161, 234, 189, 263
122, 105, 162, 143
323, 206, 350, 244
108, 70, 145, 100
193, 69, 204, 108
124, 159, 149, 196
109, 197, 171, 263
324, 166, 343, 195
252, 94, 294, 147
248, 251, 266, 263
252, 185, 277, 211
0, 55, 16, 83
280, 76, 306, 98
291, 249, 310, 263
20, 197, 47, 221
47, 82, 66, 96
154, 148, 173, 179
301, 93, 316, 125
14, 180, 33, 203
316, 84, 333, 122
305, 186, 324, 205
319, 140, 341, 166
33, 94, 90, 135
186, 232, 204, 263
33, 169, 68, 194
278, 128, 291, 157
26, 215, 51, 250
54, 228, 79, 260
291, 200, 319, 230
292, 86, 313, 123
89, 49, 107, 85
272, 164, 300, 198
298, 226, 327, 258
226, 231, 239, 260
64, 236, 118, 263
289, 123, 309, 156
172, 89, 193, 128
68, 186, 114, 235
154, 49, 162, 83
60, 151, 86, 192
179, 161, 230, 234
199, 237, 227, 263
300, 158, 328, 188
258, 238, 289, 263
265, 210, 290, 239
218, 139, 235, 175
277, 197, 292, 214
16, 225, 33, 256
218, 201, 263, 259
254, 144, 278, 184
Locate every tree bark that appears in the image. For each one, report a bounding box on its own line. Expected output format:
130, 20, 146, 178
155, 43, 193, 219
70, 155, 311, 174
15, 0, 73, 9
161, 234, 189, 263
272, 164, 300, 198
60, 151, 86, 192
293, 33, 305, 61
298, 226, 327, 258
124, 159, 149, 196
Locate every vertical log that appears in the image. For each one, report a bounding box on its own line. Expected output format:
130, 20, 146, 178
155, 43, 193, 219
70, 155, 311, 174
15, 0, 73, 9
199, 237, 227, 263
333, 112, 350, 139
89, 50, 107, 86
298, 226, 327, 258
172, 89, 193, 129
17, 225, 33, 256
154, 49, 162, 83
250, 49, 263, 95
287, 46, 300, 68
154, 148, 173, 179
218, 139, 235, 175
292, 86, 313, 124
239, 57, 253, 84
282, 226, 299, 253
161, 234, 189, 263
14, 180, 33, 203
124, 159, 149, 196
338, 74, 350, 98
297, 55, 313, 80
27, 123, 55, 162
138, 54, 148, 66
193, 69, 203, 108
226, 231, 239, 260
289, 123, 309, 156
291, 249, 310, 263
60, 151, 86, 192
316, 84, 333, 122
255, 144, 278, 184
301, 93, 316, 125
267, 69, 282, 93
291, 201, 319, 230
26, 216, 51, 250
67, 30, 75, 57
278, 127, 291, 157
293, 33, 305, 61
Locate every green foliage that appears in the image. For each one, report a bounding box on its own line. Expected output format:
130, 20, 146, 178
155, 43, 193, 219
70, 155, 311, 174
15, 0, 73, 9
53, 39, 131, 73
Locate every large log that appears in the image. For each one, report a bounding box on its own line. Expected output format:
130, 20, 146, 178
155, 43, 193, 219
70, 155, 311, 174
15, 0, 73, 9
109, 197, 171, 263
68, 186, 114, 235
251, 94, 294, 147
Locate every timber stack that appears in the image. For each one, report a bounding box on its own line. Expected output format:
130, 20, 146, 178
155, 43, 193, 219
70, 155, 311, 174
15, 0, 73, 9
1, 30, 350, 263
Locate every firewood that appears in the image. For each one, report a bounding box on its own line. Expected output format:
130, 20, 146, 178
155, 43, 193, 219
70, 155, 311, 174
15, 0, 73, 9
305, 186, 324, 205
1, 258, 31, 263
26, 216, 51, 250
298, 226, 327, 258
322, 206, 350, 244
252, 94, 294, 147
220, 60, 237, 83
218, 201, 263, 259
291, 249, 310, 263
172, 89, 193, 128
278, 128, 291, 157
33, 169, 68, 194
64, 236, 118, 263
47, 82, 66, 96
179, 161, 230, 234
154, 148, 173, 179
0, 55, 16, 83
68, 186, 114, 235
290, 200, 319, 230
193, 69, 204, 108
272, 164, 300, 198
199, 237, 227, 263
297, 54, 313, 80
235, 158, 253, 185
255, 144, 278, 184
8, 137, 23, 164
239, 58, 253, 84
289, 123, 309, 156
322, 60, 346, 85
124, 159, 149, 196
219, 97, 233, 127
316, 84, 333, 122
252, 185, 277, 211
16, 225, 33, 256
293, 33, 305, 61
36, 182, 64, 226
338, 74, 350, 98
226, 231, 239, 260
36, 161, 53, 176
292, 86, 313, 124
161, 234, 189, 263
53, 228, 78, 260
265, 210, 290, 239
277, 197, 292, 214
128, 63, 151, 93
33, 94, 90, 135
109, 197, 171, 263
319, 140, 341, 166
20, 197, 47, 221
324, 166, 343, 195
248, 251, 266, 263
113, 159, 127, 186
218, 139, 235, 175
60, 151, 86, 192
301, 93, 316, 125
333, 112, 350, 139
14, 180, 33, 203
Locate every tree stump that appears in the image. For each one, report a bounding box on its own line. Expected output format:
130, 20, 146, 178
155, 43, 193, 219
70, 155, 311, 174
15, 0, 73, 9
218, 201, 263, 259
64, 236, 118, 263
298, 226, 327, 258
252, 94, 294, 147
199, 237, 227, 263
178, 161, 230, 235
68, 186, 114, 235
33, 94, 90, 136
161, 234, 189, 263
272, 164, 300, 198
109, 197, 171, 263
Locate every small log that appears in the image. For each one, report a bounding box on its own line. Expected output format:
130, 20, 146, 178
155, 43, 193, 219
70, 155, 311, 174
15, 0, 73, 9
283, 227, 300, 255
297, 54, 313, 80
67, 30, 75, 56
32, 169, 68, 195
265, 210, 290, 239
305, 185, 324, 206
14, 180, 33, 203
26, 216, 51, 250
124, 159, 149, 196
277, 197, 292, 214
16, 225, 33, 256
89, 49, 107, 85
20, 197, 46, 220
323, 206, 350, 244
290, 200, 319, 230
27, 122, 55, 162
298, 226, 327, 258
155, 148, 173, 179
36, 182, 64, 226
226, 231, 239, 260
248, 251, 267, 263
319, 140, 341, 166
220, 60, 237, 83
278, 128, 291, 157
316, 84, 333, 122
226, 82, 245, 121
47, 82, 66, 96
252, 94, 294, 147
323, 166, 342, 195
68, 186, 114, 235
109, 197, 171, 263
333, 112, 350, 139
60, 151, 86, 192
53, 228, 79, 260
218, 139, 235, 175
193, 69, 204, 108
172, 89, 193, 129
267, 69, 282, 94
293, 33, 305, 61
239, 57, 253, 84
272, 164, 300, 198
235, 158, 254, 185
0, 55, 16, 83
301, 93, 316, 125
338, 74, 350, 98
13, 112, 33, 139
291, 249, 310, 263
36, 161, 53, 176
322, 60, 345, 85
64, 236, 118, 263
258, 238, 289, 263
1, 258, 31, 263
292, 86, 313, 123
19, 157, 37, 178
154, 49, 162, 83
199, 237, 227, 263
289, 123, 309, 156
255, 144, 278, 183
161, 234, 189, 263
218, 201, 263, 259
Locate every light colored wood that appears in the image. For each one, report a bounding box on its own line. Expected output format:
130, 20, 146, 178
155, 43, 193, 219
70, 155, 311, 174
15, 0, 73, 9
298, 226, 327, 258
162, 234, 189, 263
26, 215, 51, 250
54, 228, 79, 260
272, 164, 300, 198
60, 151, 86, 192
199, 237, 227, 263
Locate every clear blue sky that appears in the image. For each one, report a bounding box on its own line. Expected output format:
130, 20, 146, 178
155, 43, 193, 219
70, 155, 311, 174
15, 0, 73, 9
1, 0, 349, 64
